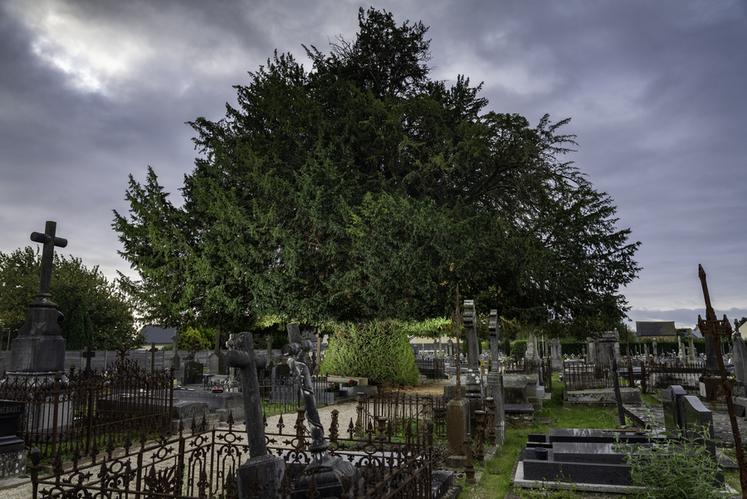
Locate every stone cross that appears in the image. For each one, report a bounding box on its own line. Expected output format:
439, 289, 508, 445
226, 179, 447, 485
226, 332, 268, 458
30, 221, 67, 298
463, 300, 479, 370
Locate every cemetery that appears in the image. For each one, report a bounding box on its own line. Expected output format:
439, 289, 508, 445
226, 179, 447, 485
1, 5, 746, 499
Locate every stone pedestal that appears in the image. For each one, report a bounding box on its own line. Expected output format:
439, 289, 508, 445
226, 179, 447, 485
236, 454, 285, 498
487, 371, 505, 445
292, 455, 356, 498
446, 398, 469, 467
10, 301, 65, 373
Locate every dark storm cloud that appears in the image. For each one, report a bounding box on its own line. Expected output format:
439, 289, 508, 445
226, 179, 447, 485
0, 0, 745, 319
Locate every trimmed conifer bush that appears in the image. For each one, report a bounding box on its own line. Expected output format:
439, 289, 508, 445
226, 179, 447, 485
321, 320, 419, 386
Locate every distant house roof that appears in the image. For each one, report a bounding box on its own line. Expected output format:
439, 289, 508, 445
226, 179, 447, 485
141, 325, 177, 344
635, 321, 677, 337
691, 326, 704, 339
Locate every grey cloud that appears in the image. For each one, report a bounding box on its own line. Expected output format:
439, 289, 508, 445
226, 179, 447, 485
0, 0, 745, 313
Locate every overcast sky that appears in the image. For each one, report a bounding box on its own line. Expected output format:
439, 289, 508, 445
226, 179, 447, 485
1, 0, 745, 328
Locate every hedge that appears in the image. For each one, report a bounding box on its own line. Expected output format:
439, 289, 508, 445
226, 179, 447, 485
320, 320, 419, 386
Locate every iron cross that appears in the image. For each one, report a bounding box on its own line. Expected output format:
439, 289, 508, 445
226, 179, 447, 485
30, 221, 67, 296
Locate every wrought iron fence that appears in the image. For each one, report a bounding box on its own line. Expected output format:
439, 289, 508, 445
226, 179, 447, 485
0, 357, 173, 458
258, 374, 332, 415
415, 358, 446, 379
563, 358, 707, 394
358, 392, 447, 440
31, 409, 434, 499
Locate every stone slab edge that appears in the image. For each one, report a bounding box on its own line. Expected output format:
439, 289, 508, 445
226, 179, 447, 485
512, 461, 644, 495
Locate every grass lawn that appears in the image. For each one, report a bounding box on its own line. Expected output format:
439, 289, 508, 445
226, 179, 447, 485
458, 375, 618, 499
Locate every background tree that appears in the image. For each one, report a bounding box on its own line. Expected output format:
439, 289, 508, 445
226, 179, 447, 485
113, 8, 640, 338
0, 247, 137, 349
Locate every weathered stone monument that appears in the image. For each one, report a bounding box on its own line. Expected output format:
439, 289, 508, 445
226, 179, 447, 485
594, 331, 620, 369
525, 333, 537, 362
9, 221, 67, 378
688, 334, 697, 362
462, 300, 483, 418
550, 337, 563, 371
226, 332, 285, 498
487, 309, 504, 445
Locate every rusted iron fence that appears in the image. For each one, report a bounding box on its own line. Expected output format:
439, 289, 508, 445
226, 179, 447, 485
415, 358, 446, 379
0, 358, 173, 458
563, 358, 707, 393
258, 374, 332, 414
358, 392, 447, 440
501, 358, 552, 390
31, 410, 434, 499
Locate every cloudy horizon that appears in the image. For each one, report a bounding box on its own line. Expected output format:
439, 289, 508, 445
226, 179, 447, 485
1, 1, 745, 328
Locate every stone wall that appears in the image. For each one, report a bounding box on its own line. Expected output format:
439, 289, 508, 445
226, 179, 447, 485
0, 349, 236, 374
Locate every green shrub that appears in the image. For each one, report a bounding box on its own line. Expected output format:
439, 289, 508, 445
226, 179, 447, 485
320, 320, 419, 386
510, 339, 527, 359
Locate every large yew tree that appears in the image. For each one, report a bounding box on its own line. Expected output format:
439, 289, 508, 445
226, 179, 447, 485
113, 8, 640, 337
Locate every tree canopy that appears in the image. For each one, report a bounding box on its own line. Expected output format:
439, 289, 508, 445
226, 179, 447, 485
113, 8, 640, 338
0, 247, 137, 349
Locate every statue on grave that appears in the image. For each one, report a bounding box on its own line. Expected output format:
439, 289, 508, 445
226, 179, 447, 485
285, 325, 355, 496
226, 332, 285, 499
9, 221, 67, 376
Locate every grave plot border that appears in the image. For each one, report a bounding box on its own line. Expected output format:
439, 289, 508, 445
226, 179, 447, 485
30, 411, 435, 499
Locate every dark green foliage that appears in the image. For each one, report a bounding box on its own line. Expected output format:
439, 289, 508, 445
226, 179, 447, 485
113, 8, 639, 336
509, 339, 527, 359
0, 247, 136, 349
320, 321, 419, 386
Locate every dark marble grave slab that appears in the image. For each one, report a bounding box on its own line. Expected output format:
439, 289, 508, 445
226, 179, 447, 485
523, 459, 631, 486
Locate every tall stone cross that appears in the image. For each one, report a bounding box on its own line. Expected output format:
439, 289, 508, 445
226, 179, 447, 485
226, 332, 268, 458
30, 221, 67, 300
463, 300, 479, 370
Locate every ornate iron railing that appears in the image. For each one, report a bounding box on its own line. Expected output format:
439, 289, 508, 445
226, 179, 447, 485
357, 392, 447, 440
31, 409, 434, 499
0, 357, 173, 458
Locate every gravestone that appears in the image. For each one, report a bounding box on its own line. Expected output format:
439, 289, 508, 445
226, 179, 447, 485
677, 335, 685, 361
487, 309, 504, 445
586, 337, 595, 363
0, 401, 25, 478
463, 300, 480, 370
550, 338, 563, 371
652, 339, 658, 357
662, 384, 687, 435
525, 334, 537, 362
183, 356, 204, 385
9, 221, 67, 378
595, 331, 619, 369
732, 333, 747, 387
227, 332, 284, 498
688, 335, 697, 362
462, 300, 482, 424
